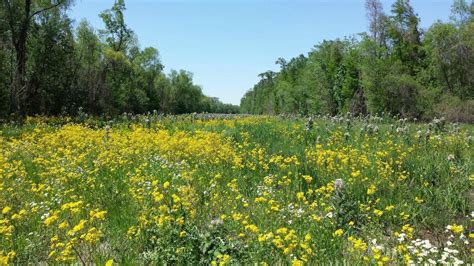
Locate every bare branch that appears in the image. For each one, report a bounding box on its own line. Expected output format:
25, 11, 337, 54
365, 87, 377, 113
28, 0, 65, 20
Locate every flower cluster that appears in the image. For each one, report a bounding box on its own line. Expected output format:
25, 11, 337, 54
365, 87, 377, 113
0, 115, 472, 264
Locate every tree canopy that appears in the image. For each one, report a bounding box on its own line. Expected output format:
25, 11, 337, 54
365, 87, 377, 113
241, 0, 474, 122
0, 0, 239, 117
1, 0, 472, 121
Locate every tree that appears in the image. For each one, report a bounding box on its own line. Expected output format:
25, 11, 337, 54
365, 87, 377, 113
168, 70, 205, 114
275, 57, 287, 70
387, 0, 423, 74
130, 47, 163, 111
1, 0, 69, 115
380, 74, 421, 117
241, 0, 470, 121
27, 8, 76, 114
424, 2, 474, 99
0, 3, 10, 116
99, 0, 136, 114
154, 72, 172, 113
365, 0, 387, 51
99, 0, 132, 52
0, 0, 238, 118
450, 0, 473, 26
312, 40, 346, 115
75, 20, 102, 114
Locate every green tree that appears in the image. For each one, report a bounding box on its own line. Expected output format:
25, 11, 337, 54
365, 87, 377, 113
1, 0, 70, 115
75, 20, 102, 114
0, 3, 10, 116
130, 47, 164, 112
27, 8, 76, 114
99, 0, 137, 114
169, 70, 205, 114
387, 0, 423, 74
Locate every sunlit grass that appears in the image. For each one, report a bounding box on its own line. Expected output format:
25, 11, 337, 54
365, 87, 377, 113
0, 115, 472, 264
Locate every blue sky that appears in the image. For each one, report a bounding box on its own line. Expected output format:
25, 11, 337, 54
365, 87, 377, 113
68, 0, 453, 105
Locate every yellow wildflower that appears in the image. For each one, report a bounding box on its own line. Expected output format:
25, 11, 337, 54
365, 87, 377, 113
448, 224, 464, 234
333, 229, 344, 237
2, 207, 11, 215
367, 184, 376, 195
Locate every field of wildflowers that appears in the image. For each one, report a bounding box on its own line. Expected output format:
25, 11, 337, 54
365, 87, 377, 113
0, 114, 472, 265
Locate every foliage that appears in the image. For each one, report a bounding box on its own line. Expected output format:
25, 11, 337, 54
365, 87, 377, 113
0, 0, 238, 116
241, 0, 474, 122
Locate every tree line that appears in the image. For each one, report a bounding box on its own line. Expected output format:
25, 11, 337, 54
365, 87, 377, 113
240, 0, 474, 122
0, 0, 239, 117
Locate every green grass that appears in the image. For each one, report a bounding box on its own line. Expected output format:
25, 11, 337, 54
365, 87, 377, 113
0, 115, 472, 265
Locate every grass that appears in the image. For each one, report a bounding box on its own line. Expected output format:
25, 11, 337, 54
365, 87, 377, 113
0, 115, 472, 265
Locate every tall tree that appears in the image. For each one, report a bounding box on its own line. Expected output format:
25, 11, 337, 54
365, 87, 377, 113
99, 0, 132, 52
130, 47, 163, 111
99, 0, 135, 114
0, 3, 10, 115
365, 0, 387, 51
1, 0, 69, 115
27, 8, 76, 114
75, 20, 102, 114
388, 0, 423, 74
450, 0, 473, 25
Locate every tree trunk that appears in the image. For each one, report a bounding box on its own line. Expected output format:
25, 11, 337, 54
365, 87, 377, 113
7, 0, 31, 115
5, 0, 64, 115
12, 39, 26, 114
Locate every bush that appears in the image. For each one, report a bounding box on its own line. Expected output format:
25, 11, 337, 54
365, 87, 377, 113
380, 74, 421, 118
434, 94, 474, 123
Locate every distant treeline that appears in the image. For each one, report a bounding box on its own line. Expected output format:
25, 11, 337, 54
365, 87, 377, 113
240, 0, 474, 122
0, 0, 239, 117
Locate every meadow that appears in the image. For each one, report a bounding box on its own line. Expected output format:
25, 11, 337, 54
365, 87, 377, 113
0, 114, 472, 265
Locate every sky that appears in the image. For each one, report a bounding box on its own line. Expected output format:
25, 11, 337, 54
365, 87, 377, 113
68, 0, 453, 105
